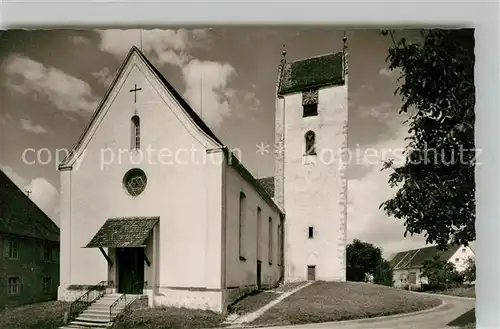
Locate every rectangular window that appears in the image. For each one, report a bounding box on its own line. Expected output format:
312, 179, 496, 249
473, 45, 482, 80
303, 104, 318, 117
256, 207, 262, 261
308, 226, 314, 239
43, 277, 52, 293
279, 217, 284, 266
302, 88, 319, 117
8, 277, 20, 295
239, 192, 246, 261
268, 217, 273, 265
7, 241, 19, 259
277, 224, 280, 265
307, 266, 316, 281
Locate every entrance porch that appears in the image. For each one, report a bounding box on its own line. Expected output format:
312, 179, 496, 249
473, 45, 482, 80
84, 216, 159, 304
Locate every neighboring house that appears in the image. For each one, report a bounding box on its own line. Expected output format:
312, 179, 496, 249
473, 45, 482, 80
0, 170, 60, 310
58, 38, 349, 314
390, 244, 475, 289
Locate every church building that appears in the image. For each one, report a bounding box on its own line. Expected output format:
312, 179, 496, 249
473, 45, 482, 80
57, 38, 348, 313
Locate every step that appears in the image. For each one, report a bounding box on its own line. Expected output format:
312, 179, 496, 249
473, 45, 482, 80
81, 309, 114, 316
96, 297, 120, 302
100, 294, 121, 299
91, 300, 126, 307
68, 320, 109, 327
76, 314, 111, 322
75, 315, 110, 323
90, 303, 118, 308
83, 308, 125, 316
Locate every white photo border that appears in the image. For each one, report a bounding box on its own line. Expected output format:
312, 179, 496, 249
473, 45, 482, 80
1, 1, 497, 327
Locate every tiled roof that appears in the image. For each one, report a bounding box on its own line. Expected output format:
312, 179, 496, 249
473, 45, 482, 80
278, 52, 345, 95
0, 170, 59, 242
390, 244, 461, 270
85, 217, 159, 248
256, 177, 275, 198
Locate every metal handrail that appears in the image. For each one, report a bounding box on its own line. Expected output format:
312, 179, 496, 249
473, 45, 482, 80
109, 294, 127, 321
68, 280, 109, 322
109, 281, 147, 321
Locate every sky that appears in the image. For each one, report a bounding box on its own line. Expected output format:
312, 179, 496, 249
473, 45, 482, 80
0, 28, 467, 259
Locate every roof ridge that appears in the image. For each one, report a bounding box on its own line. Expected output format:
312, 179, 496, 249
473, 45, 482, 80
108, 216, 160, 220
290, 52, 341, 63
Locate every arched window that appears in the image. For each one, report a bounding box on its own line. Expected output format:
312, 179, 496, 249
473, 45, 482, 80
305, 131, 316, 156
131, 115, 140, 149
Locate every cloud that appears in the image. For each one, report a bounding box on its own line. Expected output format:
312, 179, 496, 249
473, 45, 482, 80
1, 166, 59, 225
358, 102, 394, 121
70, 35, 89, 45
92, 67, 114, 88
97, 28, 209, 67
96, 29, 257, 129
0, 112, 13, 125
347, 124, 427, 259
2, 54, 100, 114
181, 59, 237, 128
26, 177, 59, 223
379, 67, 400, 78
20, 117, 47, 134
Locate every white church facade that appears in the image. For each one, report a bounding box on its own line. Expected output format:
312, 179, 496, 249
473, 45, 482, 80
57, 39, 348, 313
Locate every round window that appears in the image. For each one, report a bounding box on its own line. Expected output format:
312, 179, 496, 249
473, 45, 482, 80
123, 168, 147, 196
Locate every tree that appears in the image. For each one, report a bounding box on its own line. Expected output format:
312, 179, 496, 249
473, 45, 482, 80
380, 29, 476, 249
421, 255, 463, 290
462, 257, 476, 283
346, 239, 383, 282
373, 259, 394, 287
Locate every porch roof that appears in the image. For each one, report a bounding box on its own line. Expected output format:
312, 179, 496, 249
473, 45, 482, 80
84, 217, 159, 248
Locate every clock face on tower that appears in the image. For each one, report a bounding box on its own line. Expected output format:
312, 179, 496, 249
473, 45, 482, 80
123, 168, 147, 196
302, 89, 319, 105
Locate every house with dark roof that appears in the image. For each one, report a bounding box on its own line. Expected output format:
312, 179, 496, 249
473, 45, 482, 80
390, 244, 475, 289
0, 170, 60, 310
56, 37, 348, 326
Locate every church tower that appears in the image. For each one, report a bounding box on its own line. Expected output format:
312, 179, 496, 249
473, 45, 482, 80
275, 36, 348, 282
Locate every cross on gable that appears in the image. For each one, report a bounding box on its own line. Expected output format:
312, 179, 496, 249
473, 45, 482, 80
129, 84, 142, 103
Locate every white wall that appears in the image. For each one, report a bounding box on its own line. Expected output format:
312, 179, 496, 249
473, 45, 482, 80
448, 245, 475, 273
59, 56, 223, 302
278, 83, 348, 282
224, 165, 282, 290
393, 268, 428, 288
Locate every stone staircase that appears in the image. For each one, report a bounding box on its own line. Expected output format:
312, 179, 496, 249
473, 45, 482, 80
59, 293, 136, 328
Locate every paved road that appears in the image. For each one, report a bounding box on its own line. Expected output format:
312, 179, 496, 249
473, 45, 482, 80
260, 296, 474, 329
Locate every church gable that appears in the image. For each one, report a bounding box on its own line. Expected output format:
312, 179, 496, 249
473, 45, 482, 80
59, 47, 223, 170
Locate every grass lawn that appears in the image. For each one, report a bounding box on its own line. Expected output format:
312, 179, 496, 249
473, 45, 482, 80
439, 286, 475, 298
447, 308, 475, 329
228, 291, 280, 315
251, 281, 442, 327
112, 306, 227, 329
273, 281, 307, 293
0, 301, 70, 329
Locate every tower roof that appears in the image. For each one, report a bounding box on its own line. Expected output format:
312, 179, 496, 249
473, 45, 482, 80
278, 52, 345, 95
